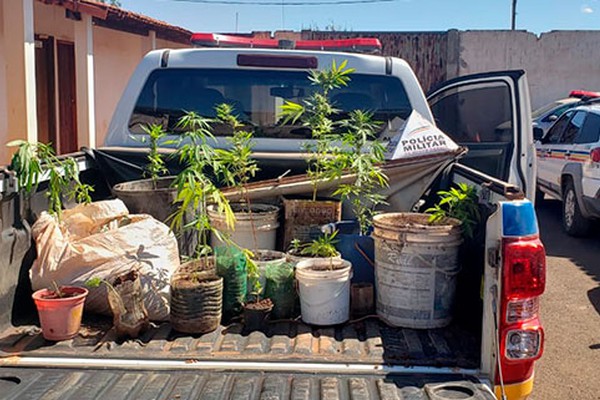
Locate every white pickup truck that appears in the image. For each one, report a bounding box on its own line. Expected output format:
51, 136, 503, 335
0, 40, 544, 400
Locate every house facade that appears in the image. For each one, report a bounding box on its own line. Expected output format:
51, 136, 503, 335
0, 0, 191, 164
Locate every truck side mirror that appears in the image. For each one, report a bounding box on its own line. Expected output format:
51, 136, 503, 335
533, 127, 544, 141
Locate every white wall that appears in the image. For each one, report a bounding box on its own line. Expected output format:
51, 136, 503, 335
458, 30, 600, 109
0, 2, 7, 153
93, 27, 188, 145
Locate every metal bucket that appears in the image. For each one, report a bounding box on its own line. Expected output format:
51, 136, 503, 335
372, 213, 462, 329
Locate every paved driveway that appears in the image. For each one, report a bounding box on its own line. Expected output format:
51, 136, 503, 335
533, 199, 600, 399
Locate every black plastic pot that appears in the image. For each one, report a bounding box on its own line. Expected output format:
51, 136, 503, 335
243, 298, 273, 331
170, 258, 223, 334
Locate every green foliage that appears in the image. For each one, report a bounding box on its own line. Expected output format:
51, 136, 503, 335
300, 230, 339, 258
169, 112, 235, 259
425, 183, 480, 238
244, 249, 263, 301
85, 277, 103, 288
7, 140, 93, 219
280, 60, 355, 201
214, 103, 259, 201
139, 124, 169, 186
333, 110, 389, 235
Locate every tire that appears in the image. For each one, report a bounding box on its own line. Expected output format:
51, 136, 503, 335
562, 182, 591, 237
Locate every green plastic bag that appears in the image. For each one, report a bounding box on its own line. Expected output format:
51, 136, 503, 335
215, 246, 247, 323
264, 261, 297, 320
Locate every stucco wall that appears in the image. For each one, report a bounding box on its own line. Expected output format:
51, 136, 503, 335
93, 28, 188, 145
34, 1, 75, 41
458, 30, 600, 109
0, 2, 7, 152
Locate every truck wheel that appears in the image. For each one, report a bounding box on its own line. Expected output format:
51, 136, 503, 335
562, 183, 591, 237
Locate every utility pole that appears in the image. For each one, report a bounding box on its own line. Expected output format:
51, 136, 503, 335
511, 0, 517, 30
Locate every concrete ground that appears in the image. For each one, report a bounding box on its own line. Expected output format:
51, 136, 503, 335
532, 198, 600, 399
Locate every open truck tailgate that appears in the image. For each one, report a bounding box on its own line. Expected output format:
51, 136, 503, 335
0, 367, 495, 399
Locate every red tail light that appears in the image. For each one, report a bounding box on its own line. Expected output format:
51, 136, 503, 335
496, 236, 546, 385
590, 148, 600, 163
502, 238, 546, 298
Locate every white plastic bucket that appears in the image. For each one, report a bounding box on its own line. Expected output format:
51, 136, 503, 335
295, 258, 352, 326
372, 213, 462, 329
209, 203, 280, 250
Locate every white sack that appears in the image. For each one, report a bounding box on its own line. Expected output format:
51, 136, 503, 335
382, 111, 459, 160
30, 199, 179, 321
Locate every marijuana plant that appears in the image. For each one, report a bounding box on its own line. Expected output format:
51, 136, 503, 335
169, 112, 235, 260
7, 140, 93, 219
426, 183, 480, 238
214, 103, 259, 204
300, 230, 339, 258
139, 124, 169, 187
334, 110, 389, 235
280, 60, 355, 201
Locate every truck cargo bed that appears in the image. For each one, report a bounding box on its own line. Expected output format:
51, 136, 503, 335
0, 317, 479, 369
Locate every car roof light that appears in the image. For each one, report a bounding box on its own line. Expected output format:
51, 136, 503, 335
569, 90, 600, 99
190, 33, 382, 53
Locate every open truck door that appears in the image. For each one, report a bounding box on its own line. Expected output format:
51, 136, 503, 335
427, 70, 536, 201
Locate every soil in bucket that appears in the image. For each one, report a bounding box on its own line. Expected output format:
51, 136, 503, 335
32, 286, 88, 341
209, 203, 280, 250
170, 258, 223, 334
372, 213, 462, 329
243, 298, 273, 331
295, 258, 352, 326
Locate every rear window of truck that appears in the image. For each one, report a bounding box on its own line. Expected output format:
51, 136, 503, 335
128, 68, 412, 138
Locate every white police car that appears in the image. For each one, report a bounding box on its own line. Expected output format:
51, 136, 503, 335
536, 103, 600, 235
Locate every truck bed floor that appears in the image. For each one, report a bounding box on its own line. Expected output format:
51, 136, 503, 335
0, 317, 479, 369
0, 367, 495, 400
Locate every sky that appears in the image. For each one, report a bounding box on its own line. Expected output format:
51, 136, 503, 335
119, 0, 600, 34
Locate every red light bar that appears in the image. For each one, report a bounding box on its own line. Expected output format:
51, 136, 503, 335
190, 33, 382, 53
569, 90, 600, 99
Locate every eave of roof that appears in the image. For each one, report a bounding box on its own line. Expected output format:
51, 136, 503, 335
38, 0, 192, 44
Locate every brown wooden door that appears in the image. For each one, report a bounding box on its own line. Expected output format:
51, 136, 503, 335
57, 41, 78, 154
35, 35, 56, 147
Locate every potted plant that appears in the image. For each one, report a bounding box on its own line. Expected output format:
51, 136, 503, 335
112, 124, 178, 224
278, 61, 354, 249
242, 254, 274, 331
208, 103, 280, 250
85, 245, 152, 339
32, 281, 88, 341
294, 231, 352, 326
168, 111, 233, 334
86, 271, 150, 339
285, 232, 341, 264
371, 183, 479, 329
